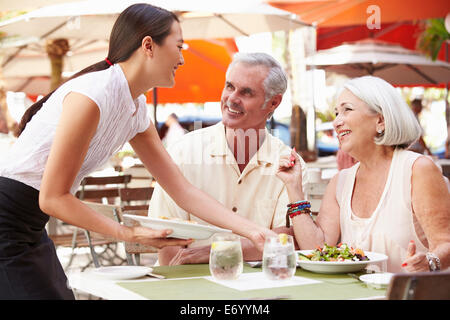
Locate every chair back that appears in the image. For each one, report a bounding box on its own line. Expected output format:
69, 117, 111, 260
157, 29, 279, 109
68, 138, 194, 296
386, 271, 450, 300
119, 187, 154, 211
76, 174, 132, 203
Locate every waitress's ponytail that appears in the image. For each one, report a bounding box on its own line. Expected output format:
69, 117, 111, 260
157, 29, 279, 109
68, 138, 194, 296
16, 3, 178, 136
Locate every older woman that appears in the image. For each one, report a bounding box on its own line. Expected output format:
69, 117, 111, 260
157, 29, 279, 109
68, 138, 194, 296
278, 76, 450, 273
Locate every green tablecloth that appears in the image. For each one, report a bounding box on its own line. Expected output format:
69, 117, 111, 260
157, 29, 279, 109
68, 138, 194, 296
117, 264, 386, 300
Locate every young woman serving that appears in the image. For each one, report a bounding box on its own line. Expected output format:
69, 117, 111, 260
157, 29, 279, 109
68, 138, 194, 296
0, 4, 273, 299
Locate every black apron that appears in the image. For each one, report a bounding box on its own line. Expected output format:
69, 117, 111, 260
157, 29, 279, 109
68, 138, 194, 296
0, 176, 75, 300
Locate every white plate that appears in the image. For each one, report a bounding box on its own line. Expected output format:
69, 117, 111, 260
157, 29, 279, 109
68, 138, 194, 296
123, 214, 232, 240
296, 250, 388, 274
92, 266, 152, 280
359, 273, 394, 289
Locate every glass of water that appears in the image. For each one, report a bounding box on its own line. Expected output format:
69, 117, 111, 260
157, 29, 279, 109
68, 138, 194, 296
209, 233, 243, 280
263, 233, 296, 280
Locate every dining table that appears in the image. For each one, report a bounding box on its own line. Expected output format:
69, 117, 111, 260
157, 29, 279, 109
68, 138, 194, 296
68, 263, 387, 301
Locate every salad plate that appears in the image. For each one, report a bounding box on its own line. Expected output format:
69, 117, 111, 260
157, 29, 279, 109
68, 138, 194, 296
359, 273, 394, 289
123, 214, 231, 240
92, 266, 152, 280
296, 247, 388, 274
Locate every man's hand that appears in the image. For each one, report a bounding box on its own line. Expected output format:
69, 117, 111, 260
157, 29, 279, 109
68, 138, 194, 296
169, 245, 211, 265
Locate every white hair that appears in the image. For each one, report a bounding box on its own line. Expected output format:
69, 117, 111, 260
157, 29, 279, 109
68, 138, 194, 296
343, 76, 421, 148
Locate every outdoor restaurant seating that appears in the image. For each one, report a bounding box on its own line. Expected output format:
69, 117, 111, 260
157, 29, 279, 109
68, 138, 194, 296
80, 201, 125, 269
75, 174, 132, 203
118, 186, 154, 211
50, 174, 132, 270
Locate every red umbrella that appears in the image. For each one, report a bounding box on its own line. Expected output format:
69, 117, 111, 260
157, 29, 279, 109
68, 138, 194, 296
316, 21, 448, 63
268, 0, 449, 27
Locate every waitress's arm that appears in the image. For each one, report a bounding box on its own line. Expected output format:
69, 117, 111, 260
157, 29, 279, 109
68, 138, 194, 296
39, 92, 192, 248
130, 122, 275, 251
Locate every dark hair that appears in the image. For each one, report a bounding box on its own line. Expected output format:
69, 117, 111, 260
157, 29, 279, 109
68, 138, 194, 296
16, 3, 179, 136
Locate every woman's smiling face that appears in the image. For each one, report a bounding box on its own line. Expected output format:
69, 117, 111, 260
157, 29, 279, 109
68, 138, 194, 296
333, 89, 382, 154
152, 21, 185, 88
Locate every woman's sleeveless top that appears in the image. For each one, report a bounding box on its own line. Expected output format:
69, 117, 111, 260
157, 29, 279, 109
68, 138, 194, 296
336, 148, 428, 273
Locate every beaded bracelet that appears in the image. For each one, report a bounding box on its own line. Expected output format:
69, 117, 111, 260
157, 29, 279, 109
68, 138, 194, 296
289, 208, 311, 219
287, 200, 309, 208
287, 204, 311, 214
285, 203, 312, 228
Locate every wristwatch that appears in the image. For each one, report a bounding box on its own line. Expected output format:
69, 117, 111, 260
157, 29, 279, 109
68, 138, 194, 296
426, 252, 441, 272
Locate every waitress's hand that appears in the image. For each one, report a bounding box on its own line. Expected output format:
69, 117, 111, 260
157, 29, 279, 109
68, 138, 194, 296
125, 226, 193, 248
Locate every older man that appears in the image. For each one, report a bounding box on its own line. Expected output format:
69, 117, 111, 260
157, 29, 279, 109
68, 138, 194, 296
148, 52, 307, 265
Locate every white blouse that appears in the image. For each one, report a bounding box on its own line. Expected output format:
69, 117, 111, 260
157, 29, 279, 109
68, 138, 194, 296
0, 64, 150, 194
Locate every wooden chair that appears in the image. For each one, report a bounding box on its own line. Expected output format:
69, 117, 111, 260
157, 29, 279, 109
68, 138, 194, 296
50, 202, 125, 271
50, 175, 131, 270
386, 271, 450, 300
120, 209, 158, 266
76, 174, 132, 203
119, 186, 154, 211
81, 201, 126, 269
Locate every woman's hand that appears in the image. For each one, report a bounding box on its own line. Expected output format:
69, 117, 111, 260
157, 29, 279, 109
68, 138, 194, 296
276, 148, 302, 186
401, 240, 429, 272
125, 226, 194, 249
276, 148, 305, 202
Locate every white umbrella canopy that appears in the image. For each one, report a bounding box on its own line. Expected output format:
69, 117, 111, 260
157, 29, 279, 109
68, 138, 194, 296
305, 39, 450, 86
0, 0, 73, 12
1, 38, 108, 94
0, 0, 308, 41
1, 39, 108, 78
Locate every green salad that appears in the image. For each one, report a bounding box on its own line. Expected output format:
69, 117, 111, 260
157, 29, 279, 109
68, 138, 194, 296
298, 243, 370, 262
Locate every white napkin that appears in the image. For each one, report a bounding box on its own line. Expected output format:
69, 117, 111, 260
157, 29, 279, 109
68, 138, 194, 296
205, 272, 321, 291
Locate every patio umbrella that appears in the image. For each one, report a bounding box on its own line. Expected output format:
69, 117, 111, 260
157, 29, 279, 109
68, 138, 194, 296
0, 0, 71, 12
2, 38, 236, 101
1, 39, 108, 81
268, 0, 449, 27
147, 39, 236, 104
0, 0, 308, 41
305, 39, 450, 86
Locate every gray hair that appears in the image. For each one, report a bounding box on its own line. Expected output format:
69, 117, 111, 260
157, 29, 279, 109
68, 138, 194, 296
226, 52, 287, 108
343, 76, 421, 148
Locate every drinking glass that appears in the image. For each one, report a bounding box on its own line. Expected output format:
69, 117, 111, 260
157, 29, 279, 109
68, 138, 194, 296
209, 233, 243, 280
262, 233, 296, 280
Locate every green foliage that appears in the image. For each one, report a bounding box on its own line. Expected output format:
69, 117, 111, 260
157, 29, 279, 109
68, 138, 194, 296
316, 109, 335, 122
417, 18, 450, 61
